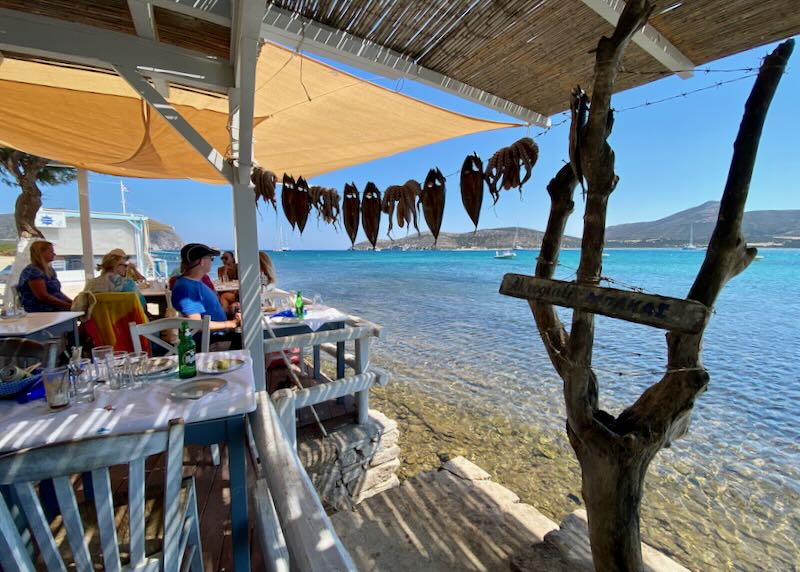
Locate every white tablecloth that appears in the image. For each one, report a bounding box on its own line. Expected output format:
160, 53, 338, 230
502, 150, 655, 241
264, 305, 348, 332
0, 350, 256, 453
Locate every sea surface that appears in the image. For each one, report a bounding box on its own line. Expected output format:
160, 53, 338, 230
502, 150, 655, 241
155, 248, 799, 571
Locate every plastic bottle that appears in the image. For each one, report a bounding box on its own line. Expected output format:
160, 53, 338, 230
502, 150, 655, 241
177, 321, 197, 379
295, 291, 305, 320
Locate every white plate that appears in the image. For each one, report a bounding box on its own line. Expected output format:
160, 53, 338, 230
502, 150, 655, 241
196, 357, 246, 375
169, 378, 227, 400
145, 356, 177, 376
271, 316, 300, 325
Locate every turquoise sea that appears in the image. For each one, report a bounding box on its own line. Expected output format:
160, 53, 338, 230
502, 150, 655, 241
156, 248, 799, 570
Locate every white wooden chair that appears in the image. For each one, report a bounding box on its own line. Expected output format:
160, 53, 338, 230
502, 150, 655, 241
0, 418, 202, 572
129, 316, 211, 355
128, 316, 219, 466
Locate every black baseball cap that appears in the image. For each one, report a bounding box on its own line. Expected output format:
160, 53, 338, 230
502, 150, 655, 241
181, 243, 220, 265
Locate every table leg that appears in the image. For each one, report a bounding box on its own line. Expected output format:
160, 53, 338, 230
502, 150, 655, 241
71, 319, 80, 349
336, 341, 345, 380
227, 415, 250, 572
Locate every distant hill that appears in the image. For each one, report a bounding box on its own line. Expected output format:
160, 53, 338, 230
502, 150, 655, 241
354, 227, 582, 250
605, 201, 800, 247
0, 213, 183, 250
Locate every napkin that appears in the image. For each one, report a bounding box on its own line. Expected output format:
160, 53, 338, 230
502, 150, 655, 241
270, 309, 306, 319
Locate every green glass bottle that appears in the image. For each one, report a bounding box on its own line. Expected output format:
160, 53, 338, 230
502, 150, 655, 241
295, 290, 305, 320
177, 321, 197, 379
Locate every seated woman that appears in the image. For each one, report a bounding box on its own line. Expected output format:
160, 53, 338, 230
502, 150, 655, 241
17, 241, 72, 312
89, 252, 146, 306
107, 249, 147, 284
260, 251, 277, 288
171, 243, 240, 350
218, 251, 239, 315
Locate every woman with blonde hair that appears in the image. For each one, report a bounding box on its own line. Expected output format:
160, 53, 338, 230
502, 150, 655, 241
17, 240, 72, 312
259, 251, 277, 287
90, 252, 143, 300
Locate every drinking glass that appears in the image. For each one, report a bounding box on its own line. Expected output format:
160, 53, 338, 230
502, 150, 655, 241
43, 367, 71, 410
107, 351, 131, 390
91, 345, 114, 383
127, 351, 149, 389
312, 294, 324, 308
70, 358, 95, 403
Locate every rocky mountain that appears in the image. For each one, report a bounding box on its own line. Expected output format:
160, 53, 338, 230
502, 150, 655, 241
0, 213, 183, 250
354, 227, 582, 250
605, 201, 800, 247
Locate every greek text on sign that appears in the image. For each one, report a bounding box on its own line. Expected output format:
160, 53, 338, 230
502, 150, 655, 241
499, 274, 710, 334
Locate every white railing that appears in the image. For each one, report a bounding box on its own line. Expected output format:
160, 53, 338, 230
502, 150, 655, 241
248, 391, 356, 572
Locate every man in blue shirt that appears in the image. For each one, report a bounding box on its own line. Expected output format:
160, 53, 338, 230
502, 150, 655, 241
171, 243, 241, 349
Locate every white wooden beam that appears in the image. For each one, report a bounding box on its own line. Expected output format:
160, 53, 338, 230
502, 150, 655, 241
0, 8, 233, 92
76, 169, 94, 283
259, 5, 550, 127
229, 0, 267, 391
127, 0, 170, 98
113, 64, 233, 183
580, 0, 694, 78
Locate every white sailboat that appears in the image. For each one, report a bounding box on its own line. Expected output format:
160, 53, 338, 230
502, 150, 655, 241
512, 227, 523, 250
682, 223, 697, 250
278, 226, 290, 251
495, 227, 518, 258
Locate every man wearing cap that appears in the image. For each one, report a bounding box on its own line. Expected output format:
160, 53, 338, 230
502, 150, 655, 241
171, 243, 241, 349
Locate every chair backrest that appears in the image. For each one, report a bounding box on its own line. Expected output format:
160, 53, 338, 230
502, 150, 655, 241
0, 419, 186, 572
0, 337, 58, 369
129, 316, 210, 355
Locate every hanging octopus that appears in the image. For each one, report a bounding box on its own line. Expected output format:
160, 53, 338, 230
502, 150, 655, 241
251, 167, 277, 211
460, 153, 484, 230
309, 186, 341, 227
281, 173, 297, 229
294, 176, 312, 234
342, 183, 360, 247
568, 85, 589, 197
361, 182, 382, 250
484, 137, 539, 204
381, 179, 420, 239
418, 168, 446, 245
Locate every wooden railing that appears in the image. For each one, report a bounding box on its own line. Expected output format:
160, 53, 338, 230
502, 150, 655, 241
248, 391, 356, 572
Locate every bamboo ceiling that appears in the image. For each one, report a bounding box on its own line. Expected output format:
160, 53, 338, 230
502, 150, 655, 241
1, 0, 798, 117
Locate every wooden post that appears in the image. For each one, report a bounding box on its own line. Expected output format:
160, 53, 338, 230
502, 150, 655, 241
354, 337, 371, 425
272, 389, 296, 450
76, 169, 93, 283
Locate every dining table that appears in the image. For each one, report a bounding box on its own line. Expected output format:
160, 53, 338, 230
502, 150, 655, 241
0, 311, 82, 346
0, 349, 256, 571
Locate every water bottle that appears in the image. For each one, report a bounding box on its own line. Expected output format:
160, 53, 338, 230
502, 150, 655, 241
177, 321, 197, 379
295, 291, 305, 320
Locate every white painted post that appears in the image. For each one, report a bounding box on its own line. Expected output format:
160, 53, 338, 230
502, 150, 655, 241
272, 389, 297, 450
229, 0, 266, 390
354, 337, 371, 425
77, 168, 94, 282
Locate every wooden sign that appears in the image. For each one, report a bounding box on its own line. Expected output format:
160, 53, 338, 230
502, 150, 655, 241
499, 274, 710, 334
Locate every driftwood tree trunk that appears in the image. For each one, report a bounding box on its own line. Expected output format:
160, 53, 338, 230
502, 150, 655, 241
527, 0, 794, 568
1, 151, 49, 239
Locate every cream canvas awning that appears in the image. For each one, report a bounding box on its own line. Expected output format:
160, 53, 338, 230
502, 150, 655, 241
0, 42, 518, 183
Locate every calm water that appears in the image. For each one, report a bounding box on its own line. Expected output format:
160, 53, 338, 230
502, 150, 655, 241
157, 248, 800, 570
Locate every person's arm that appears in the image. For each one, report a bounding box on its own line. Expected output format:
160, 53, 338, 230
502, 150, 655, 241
217, 266, 225, 280
183, 312, 239, 331
28, 279, 72, 310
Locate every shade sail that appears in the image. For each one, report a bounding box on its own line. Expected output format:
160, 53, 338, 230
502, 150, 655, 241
0, 42, 518, 183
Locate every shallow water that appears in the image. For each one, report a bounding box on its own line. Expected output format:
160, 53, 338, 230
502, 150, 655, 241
162, 248, 800, 570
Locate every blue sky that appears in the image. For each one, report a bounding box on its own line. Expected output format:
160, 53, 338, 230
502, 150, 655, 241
2, 38, 797, 250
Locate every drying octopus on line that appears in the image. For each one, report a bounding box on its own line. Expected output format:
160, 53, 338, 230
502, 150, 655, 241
309, 186, 341, 227
342, 183, 360, 247
460, 153, 484, 230
293, 176, 312, 234
361, 182, 382, 250
281, 173, 297, 229
381, 179, 421, 239
484, 137, 539, 204
251, 167, 277, 211
418, 168, 446, 246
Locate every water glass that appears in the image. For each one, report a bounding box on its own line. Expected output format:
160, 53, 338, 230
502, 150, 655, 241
43, 367, 71, 410
107, 351, 131, 390
127, 351, 149, 389
91, 345, 114, 383
312, 294, 324, 308
70, 359, 95, 403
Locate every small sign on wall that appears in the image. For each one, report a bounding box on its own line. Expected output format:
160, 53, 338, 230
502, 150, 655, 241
35, 209, 67, 228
